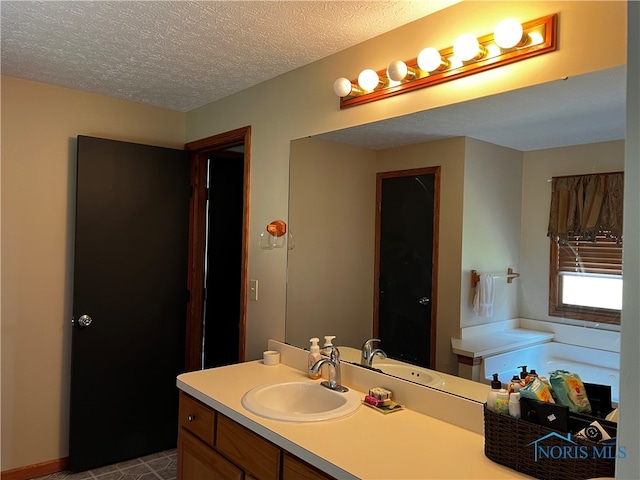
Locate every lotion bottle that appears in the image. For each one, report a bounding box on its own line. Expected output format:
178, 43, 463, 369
487, 373, 502, 412
308, 338, 322, 379
509, 392, 521, 418
496, 388, 510, 415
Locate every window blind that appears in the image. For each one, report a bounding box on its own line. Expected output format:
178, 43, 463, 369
557, 235, 623, 276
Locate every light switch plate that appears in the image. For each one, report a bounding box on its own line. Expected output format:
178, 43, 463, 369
250, 279, 258, 301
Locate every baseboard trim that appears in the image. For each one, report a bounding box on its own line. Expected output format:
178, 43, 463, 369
1, 457, 68, 480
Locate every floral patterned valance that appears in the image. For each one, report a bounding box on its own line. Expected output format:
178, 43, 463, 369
547, 172, 624, 243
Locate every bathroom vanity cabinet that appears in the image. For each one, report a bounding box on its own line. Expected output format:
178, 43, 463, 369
176, 344, 531, 479
177, 391, 334, 480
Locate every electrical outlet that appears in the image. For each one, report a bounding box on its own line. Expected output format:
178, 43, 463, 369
250, 279, 258, 301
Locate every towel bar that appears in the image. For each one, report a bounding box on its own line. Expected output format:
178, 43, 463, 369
470, 268, 520, 287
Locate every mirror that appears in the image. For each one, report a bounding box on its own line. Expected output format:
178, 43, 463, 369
286, 66, 626, 402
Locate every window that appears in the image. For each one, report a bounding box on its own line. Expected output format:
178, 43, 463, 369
549, 235, 622, 323
547, 172, 623, 325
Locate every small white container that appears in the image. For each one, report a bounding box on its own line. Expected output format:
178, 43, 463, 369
307, 338, 322, 379
509, 392, 521, 418
263, 350, 280, 366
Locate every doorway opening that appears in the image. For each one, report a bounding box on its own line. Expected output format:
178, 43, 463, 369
185, 126, 251, 371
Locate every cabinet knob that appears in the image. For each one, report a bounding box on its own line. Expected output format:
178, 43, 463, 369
187, 414, 195, 422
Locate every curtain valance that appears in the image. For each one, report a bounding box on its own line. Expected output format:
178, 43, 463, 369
547, 172, 624, 243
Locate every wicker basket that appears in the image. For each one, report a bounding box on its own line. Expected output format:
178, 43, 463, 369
484, 404, 616, 480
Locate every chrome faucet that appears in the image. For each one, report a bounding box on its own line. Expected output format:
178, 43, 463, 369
311, 346, 348, 393
361, 338, 387, 367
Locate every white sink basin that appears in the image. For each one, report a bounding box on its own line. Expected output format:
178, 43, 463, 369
241, 380, 361, 422
375, 363, 444, 387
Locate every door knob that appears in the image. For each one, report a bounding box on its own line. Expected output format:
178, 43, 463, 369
77, 314, 93, 327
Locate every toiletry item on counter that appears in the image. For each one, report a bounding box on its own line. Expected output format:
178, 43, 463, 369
487, 373, 502, 412
508, 375, 521, 394
526, 369, 539, 384
495, 389, 510, 415
362, 398, 404, 414
549, 370, 592, 414
518, 365, 528, 382
508, 392, 521, 418
364, 395, 387, 407
584, 382, 613, 418
323, 335, 336, 350
369, 387, 392, 401
605, 408, 619, 423
519, 376, 555, 404
307, 337, 322, 379
575, 420, 612, 442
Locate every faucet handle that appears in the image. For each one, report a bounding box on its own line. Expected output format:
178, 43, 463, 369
363, 338, 381, 349
324, 345, 341, 362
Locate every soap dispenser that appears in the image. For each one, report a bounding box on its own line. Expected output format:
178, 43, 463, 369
518, 365, 529, 386
487, 373, 502, 412
308, 338, 322, 379
323, 335, 336, 351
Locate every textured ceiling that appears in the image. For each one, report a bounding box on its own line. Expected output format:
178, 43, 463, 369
314, 66, 627, 151
1, 0, 458, 112
1, 1, 626, 151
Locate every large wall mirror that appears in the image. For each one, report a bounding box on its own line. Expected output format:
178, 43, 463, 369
286, 66, 626, 403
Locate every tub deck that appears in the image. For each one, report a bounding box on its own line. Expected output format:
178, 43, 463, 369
483, 342, 619, 403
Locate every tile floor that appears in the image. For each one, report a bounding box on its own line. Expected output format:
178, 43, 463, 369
31, 449, 177, 480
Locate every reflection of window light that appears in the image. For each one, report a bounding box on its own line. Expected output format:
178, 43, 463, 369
561, 273, 623, 310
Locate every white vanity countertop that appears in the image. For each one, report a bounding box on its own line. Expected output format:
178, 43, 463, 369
177, 361, 531, 480
451, 329, 555, 358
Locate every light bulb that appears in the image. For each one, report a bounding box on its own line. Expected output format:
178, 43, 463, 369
494, 19, 524, 49
529, 32, 544, 46
387, 60, 409, 82
333, 77, 353, 97
453, 33, 482, 62
358, 69, 381, 91
417, 47, 448, 72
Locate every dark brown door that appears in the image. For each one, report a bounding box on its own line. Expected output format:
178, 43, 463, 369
374, 167, 440, 369
69, 135, 190, 472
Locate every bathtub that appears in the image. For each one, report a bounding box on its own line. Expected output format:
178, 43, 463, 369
483, 342, 619, 403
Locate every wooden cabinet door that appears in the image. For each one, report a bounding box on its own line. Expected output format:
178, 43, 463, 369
178, 429, 242, 480
282, 452, 336, 480
216, 414, 281, 480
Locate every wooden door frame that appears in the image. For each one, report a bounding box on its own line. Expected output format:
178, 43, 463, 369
373, 166, 440, 369
184, 126, 251, 372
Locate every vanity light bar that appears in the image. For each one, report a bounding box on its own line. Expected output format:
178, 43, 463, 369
335, 14, 557, 110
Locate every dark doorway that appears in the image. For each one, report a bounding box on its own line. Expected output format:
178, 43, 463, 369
374, 167, 440, 369
202, 148, 245, 367
69, 136, 190, 472
184, 127, 251, 372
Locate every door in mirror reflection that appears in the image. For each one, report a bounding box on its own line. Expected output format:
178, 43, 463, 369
375, 167, 439, 369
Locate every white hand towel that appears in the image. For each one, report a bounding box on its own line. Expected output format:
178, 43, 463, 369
472, 273, 494, 317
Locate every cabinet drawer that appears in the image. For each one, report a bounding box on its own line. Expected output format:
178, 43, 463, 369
282, 452, 336, 480
178, 428, 242, 480
216, 414, 281, 480
179, 391, 215, 446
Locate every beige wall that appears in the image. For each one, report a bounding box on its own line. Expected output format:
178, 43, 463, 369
287, 138, 377, 348
1, 76, 186, 470
185, 0, 627, 363
461, 138, 523, 330
3, 0, 637, 474
520, 141, 626, 326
